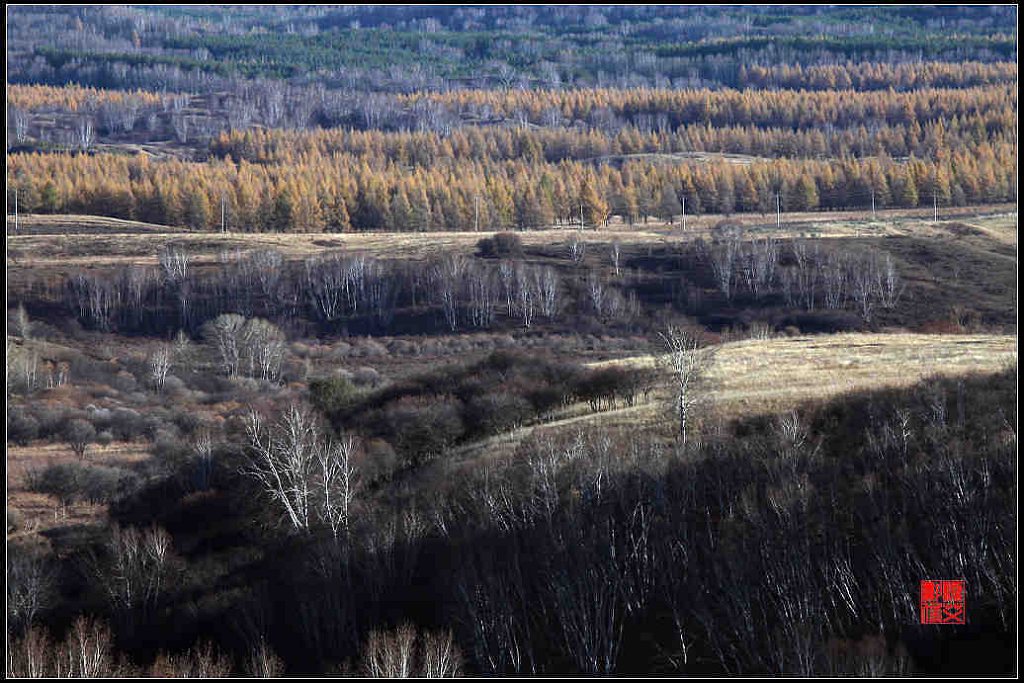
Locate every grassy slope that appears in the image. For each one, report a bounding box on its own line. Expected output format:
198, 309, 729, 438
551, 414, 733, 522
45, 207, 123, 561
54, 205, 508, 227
448, 331, 1017, 463
6, 204, 1016, 263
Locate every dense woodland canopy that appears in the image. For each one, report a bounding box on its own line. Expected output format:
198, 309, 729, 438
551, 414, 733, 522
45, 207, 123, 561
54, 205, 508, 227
6, 6, 1017, 90
7, 81, 1018, 231
5, 6, 1018, 231
8, 137, 1014, 232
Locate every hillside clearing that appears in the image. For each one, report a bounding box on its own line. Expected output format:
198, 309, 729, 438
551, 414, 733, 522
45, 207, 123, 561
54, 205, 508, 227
600, 331, 1016, 415
6, 205, 1016, 269
453, 332, 1017, 461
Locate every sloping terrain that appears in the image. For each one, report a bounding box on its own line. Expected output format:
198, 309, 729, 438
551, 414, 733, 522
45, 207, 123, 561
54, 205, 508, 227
451, 332, 1017, 462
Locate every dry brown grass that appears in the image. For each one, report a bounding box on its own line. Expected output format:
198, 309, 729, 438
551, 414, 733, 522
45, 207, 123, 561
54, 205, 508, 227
7, 213, 183, 235
6, 204, 1016, 271
18, 330, 994, 473
710, 332, 1016, 416
598, 332, 1017, 419
943, 212, 1019, 248
453, 332, 1016, 462
6, 442, 150, 543
4, 224, 663, 268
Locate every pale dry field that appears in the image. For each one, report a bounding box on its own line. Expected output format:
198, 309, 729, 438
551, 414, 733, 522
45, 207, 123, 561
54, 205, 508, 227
455, 332, 1017, 462
599, 332, 1017, 418
6, 204, 1016, 271
7, 213, 184, 235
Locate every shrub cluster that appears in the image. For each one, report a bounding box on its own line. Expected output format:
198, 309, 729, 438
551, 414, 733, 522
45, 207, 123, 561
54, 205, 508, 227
316, 350, 656, 467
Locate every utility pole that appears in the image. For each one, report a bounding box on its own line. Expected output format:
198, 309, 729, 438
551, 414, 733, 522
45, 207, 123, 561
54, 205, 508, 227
681, 195, 686, 231
933, 192, 938, 222
580, 202, 585, 230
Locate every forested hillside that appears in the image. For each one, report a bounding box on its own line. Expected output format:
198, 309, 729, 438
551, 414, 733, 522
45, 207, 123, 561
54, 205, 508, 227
6, 6, 1018, 231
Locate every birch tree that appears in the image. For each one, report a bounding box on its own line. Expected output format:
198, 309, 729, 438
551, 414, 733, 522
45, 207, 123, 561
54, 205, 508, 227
148, 344, 173, 393
658, 325, 716, 445
875, 253, 904, 309
202, 313, 246, 377
241, 318, 286, 383
243, 405, 359, 536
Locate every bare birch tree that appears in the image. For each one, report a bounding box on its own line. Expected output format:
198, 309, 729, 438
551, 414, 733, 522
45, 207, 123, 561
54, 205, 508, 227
740, 237, 778, 299
54, 617, 117, 678
191, 429, 215, 491
366, 259, 397, 326
317, 434, 359, 539
149, 343, 173, 393
171, 113, 190, 143
203, 313, 246, 377
514, 264, 537, 328
791, 239, 819, 311
568, 232, 587, 264
95, 525, 173, 615
244, 637, 285, 678
658, 325, 716, 445
536, 266, 561, 319
159, 247, 190, 284
76, 116, 96, 150
305, 252, 348, 321
587, 270, 607, 317
10, 107, 29, 143
821, 251, 848, 310
244, 406, 317, 532
875, 253, 904, 309
7, 548, 54, 631
243, 405, 359, 536
850, 255, 878, 322
466, 263, 498, 328
610, 239, 622, 277
499, 260, 517, 316
709, 231, 742, 301
361, 623, 463, 677
241, 318, 286, 383
434, 255, 468, 331
362, 623, 417, 677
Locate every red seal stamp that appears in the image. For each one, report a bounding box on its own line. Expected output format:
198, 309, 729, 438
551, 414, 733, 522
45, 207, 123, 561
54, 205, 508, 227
920, 580, 965, 624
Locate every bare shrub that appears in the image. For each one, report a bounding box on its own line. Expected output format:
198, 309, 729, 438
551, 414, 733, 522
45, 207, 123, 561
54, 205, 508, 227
7, 545, 55, 632
64, 418, 96, 460
245, 637, 285, 678
149, 641, 233, 677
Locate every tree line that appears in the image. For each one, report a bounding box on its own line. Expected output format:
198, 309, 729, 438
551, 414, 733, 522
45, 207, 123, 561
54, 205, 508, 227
208, 110, 1013, 165
8, 6, 1015, 94
7, 84, 169, 113
398, 84, 1014, 131
10, 80, 1013, 149
737, 61, 1016, 91
51, 229, 915, 347
9, 139, 1014, 231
